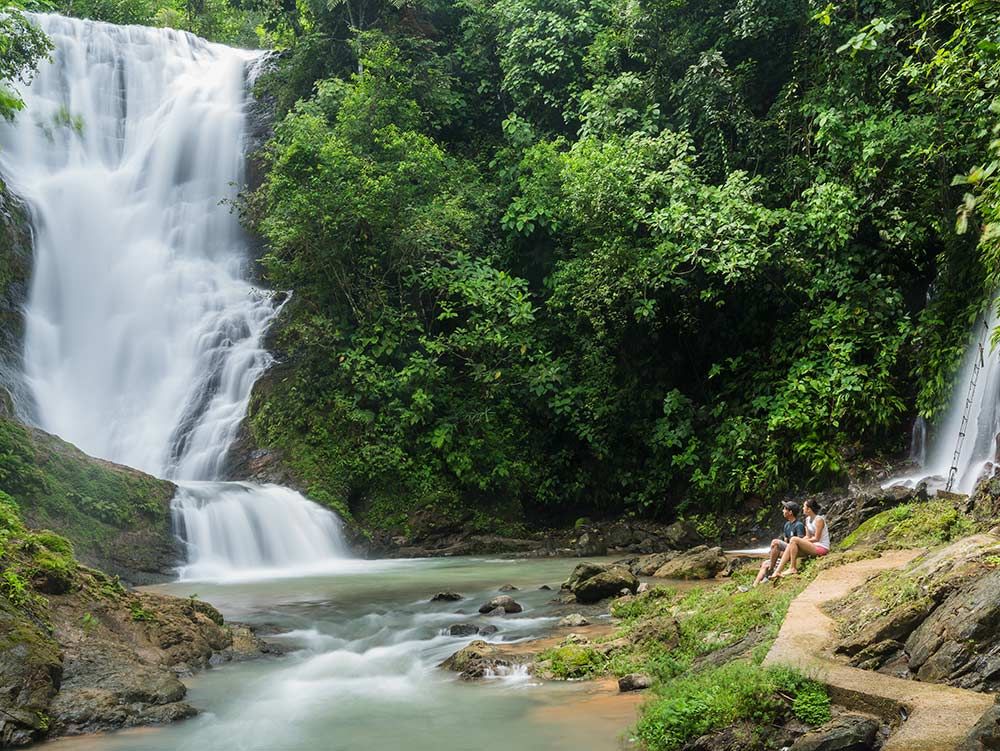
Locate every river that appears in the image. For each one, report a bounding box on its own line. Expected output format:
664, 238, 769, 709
48, 556, 645, 751
1, 15, 645, 751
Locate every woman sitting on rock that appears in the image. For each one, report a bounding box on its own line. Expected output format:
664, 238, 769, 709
772, 498, 830, 579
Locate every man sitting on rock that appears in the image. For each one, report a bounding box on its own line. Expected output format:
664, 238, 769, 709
753, 501, 805, 587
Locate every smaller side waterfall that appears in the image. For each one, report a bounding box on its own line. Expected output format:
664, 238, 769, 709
173, 482, 350, 580
886, 304, 1000, 494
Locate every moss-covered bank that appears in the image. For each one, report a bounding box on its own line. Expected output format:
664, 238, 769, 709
0, 490, 265, 746
0, 412, 179, 583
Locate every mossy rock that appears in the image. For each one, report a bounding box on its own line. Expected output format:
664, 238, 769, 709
840, 499, 976, 550
0, 416, 179, 583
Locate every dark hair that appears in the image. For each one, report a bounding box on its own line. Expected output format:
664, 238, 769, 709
804, 498, 822, 514
782, 501, 801, 517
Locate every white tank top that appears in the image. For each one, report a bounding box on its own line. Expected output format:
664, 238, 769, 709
807, 515, 831, 549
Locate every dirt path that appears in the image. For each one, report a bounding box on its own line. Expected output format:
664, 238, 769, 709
764, 550, 994, 751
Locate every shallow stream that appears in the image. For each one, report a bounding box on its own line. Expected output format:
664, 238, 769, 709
50, 556, 646, 751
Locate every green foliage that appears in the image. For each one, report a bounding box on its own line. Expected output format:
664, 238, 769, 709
129, 602, 156, 622
2, 569, 30, 607
791, 680, 832, 726
59, 0, 264, 45
0, 8, 52, 122
635, 662, 827, 751
538, 643, 607, 678
97, 0, 996, 527
80, 612, 98, 632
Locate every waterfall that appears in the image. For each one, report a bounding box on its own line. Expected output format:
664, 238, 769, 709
0, 14, 348, 577
888, 306, 1000, 495
172, 483, 348, 580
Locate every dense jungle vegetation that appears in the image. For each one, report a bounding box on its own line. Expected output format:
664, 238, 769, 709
3, 0, 1000, 529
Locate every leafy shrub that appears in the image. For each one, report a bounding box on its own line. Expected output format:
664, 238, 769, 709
792, 680, 831, 726
129, 602, 156, 622
2, 569, 30, 606
635, 663, 811, 751
538, 644, 607, 679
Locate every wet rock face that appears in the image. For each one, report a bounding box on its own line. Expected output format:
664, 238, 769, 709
0, 181, 35, 418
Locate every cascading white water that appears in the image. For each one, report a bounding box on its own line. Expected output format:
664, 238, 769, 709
172, 483, 349, 580
888, 305, 1000, 495
0, 14, 348, 577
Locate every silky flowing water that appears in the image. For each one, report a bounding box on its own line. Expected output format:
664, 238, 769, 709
2, 15, 649, 750
47, 557, 647, 751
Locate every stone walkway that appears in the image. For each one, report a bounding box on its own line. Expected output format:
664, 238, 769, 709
764, 550, 995, 751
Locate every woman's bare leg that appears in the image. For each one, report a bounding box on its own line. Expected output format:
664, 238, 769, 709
785, 537, 822, 575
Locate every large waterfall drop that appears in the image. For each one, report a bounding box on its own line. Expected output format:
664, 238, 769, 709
0, 14, 348, 578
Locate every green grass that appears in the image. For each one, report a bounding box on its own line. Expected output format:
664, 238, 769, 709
606, 569, 808, 680
583, 562, 834, 749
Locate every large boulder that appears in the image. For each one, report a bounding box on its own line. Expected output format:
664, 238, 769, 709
628, 551, 679, 576
836, 599, 934, 658
0, 608, 61, 747
448, 623, 480, 637
618, 673, 652, 692
904, 567, 1000, 688
478, 595, 523, 614
822, 484, 917, 541
574, 531, 607, 557
653, 546, 727, 580
788, 715, 879, 751
663, 520, 703, 549
572, 566, 638, 604
563, 561, 608, 590
829, 534, 1000, 686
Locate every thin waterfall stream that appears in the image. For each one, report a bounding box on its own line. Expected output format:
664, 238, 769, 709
887, 303, 1000, 495
0, 13, 347, 577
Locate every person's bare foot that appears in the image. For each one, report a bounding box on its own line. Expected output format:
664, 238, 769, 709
780, 569, 799, 578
